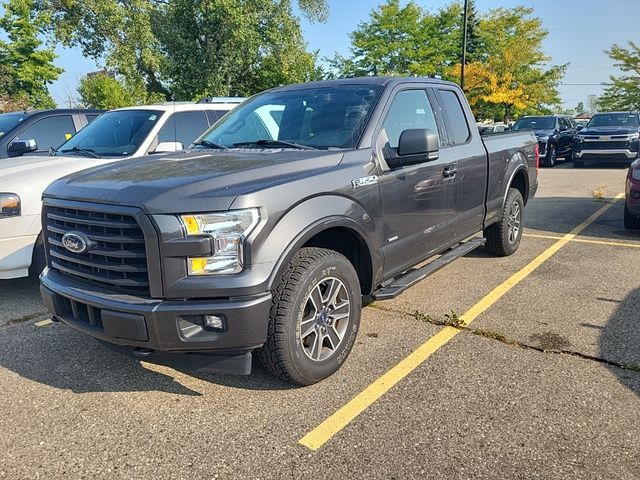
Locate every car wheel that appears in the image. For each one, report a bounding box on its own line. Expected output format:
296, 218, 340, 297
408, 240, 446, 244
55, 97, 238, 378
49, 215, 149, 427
257, 247, 362, 386
545, 145, 556, 167
29, 235, 46, 277
484, 188, 524, 257
624, 203, 640, 229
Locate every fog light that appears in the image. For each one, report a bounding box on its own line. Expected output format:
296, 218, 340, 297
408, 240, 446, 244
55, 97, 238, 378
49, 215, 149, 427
203, 314, 224, 330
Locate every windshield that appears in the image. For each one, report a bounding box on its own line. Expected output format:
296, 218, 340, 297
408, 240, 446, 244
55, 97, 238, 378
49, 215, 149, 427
0, 113, 27, 138
513, 117, 555, 131
196, 85, 384, 150
57, 110, 163, 157
587, 113, 639, 128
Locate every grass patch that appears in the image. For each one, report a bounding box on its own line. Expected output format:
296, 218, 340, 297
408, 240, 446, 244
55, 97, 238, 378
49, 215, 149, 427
592, 184, 608, 200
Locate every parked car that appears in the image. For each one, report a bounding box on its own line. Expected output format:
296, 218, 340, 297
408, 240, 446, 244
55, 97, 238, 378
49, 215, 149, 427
39, 77, 538, 385
512, 115, 577, 167
0, 99, 243, 280
573, 112, 640, 168
478, 123, 508, 134
0, 108, 103, 158
625, 159, 640, 229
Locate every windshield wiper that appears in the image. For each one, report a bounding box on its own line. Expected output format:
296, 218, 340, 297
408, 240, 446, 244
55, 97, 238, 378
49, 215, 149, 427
193, 140, 227, 150
233, 139, 317, 150
60, 146, 100, 158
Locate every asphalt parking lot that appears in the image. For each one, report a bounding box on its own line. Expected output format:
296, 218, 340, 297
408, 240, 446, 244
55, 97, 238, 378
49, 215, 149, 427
1, 163, 639, 480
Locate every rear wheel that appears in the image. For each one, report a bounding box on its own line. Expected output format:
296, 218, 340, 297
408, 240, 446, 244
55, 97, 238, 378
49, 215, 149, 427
257, 247, 362, 386
484, 188, 524, 257
624, 203, 640, 229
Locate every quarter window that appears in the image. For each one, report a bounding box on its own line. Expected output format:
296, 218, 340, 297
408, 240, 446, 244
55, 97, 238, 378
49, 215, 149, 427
437, 89, 470, 145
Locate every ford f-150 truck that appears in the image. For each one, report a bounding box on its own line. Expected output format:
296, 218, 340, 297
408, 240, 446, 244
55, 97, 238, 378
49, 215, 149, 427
0, 99, 243, 280
39, 77, 539, 385
573, 111, 640, 167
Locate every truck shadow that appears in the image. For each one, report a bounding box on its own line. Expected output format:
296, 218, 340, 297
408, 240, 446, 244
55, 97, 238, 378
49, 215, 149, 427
0, 321, 294, 395
598, 288, 640, 397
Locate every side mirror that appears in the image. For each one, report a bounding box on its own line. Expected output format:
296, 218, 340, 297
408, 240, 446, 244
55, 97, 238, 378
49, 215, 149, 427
153, 141, 183, 153
397, 128, 440, 159
8, 139, 37, 156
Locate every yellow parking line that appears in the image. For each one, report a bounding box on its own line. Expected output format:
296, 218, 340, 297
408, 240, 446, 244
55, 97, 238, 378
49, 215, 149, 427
524, 233, 640, 249
299, 193, 624, 451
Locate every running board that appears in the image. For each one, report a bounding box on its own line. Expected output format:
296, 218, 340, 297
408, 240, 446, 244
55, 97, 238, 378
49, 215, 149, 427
372, 237, 486, 300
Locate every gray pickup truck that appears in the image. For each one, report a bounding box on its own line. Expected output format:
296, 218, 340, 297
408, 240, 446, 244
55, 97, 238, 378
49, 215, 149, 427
40, 77, 538, 385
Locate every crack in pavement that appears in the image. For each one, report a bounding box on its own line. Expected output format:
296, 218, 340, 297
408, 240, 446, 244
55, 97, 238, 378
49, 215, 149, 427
367, 303, 640, 374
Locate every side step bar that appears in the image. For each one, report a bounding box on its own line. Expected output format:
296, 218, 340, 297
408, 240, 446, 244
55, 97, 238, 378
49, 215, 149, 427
371, 237, 486, 300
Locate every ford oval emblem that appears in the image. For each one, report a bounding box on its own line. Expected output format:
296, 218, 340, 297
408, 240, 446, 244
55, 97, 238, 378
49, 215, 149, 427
61, 232, 90, 254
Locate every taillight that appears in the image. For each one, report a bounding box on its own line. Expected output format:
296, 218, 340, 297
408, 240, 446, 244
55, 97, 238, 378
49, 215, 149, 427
534, 144, 540, 171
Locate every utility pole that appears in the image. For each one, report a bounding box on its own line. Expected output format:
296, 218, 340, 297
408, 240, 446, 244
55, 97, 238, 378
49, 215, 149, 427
460, 0, 469, 91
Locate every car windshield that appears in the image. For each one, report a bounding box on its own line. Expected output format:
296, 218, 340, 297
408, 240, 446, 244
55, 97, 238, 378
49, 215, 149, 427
57, 110, 163, 157
0, 113, 27, 138
587, 113, 639, 128
196, 85, 384, 150
513, 117, 555, 130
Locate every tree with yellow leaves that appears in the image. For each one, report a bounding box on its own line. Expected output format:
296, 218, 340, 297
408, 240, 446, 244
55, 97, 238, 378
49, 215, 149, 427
449, 7, 566, 122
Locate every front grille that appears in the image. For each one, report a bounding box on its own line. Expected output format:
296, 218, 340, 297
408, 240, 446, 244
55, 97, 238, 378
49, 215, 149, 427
58, 296, 104, 331
45, 205, 150, 295
582, 141, 629, 150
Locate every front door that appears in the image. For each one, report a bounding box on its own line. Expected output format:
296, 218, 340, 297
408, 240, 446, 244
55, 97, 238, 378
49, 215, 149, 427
377, 88, 458, 278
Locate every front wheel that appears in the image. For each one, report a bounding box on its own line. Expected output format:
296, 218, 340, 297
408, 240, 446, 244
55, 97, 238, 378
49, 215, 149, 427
484, 188, 524, 257
624, 203, 640, 229
257, 247, 362, 386
544, 145, 556, 167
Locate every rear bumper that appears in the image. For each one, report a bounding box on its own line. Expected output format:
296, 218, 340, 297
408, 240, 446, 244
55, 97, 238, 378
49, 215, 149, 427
40, 269, 272, 354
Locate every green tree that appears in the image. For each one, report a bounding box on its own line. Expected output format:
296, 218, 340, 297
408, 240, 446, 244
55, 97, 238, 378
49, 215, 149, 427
329, 0, 463, 79
463, 0, 483, 62
154, 0, 323, 99
598, 41, 640, 111
78, 72, 164, 109
575, 101, 586, 116
0, 0, 62, 109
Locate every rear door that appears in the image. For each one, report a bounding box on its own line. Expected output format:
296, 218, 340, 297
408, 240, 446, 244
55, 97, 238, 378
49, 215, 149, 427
376, 87, 458, 277
434, 87, 487, 239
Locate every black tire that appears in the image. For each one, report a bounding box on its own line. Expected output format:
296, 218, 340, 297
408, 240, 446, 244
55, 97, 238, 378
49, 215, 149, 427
484, 188, 524, 257
624, 203, 640, 229
544, 145, 556, 167
257, 247, 362, 386
29, 235, 46, 276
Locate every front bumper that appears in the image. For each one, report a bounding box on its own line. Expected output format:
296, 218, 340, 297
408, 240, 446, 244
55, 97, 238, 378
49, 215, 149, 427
0, 234, 38, 279
40, 269, 272, 354
574, 149, 638, 160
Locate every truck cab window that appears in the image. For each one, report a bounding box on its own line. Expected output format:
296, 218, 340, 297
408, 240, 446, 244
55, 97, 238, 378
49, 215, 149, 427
158, 111, 210, 148
16, 115, 76, 151
381, 90, 438, 149
437, 90, 471, 145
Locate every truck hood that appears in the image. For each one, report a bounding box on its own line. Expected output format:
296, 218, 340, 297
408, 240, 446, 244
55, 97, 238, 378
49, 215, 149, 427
0, 155, 116, 216
579, 126, 639, 136
44, 149, 345, 214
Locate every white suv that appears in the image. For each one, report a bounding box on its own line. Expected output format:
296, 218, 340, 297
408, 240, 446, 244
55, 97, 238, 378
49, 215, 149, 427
0, 99, 244, 279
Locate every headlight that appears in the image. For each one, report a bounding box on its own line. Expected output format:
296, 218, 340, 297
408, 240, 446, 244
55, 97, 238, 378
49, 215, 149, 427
632, 168, 640, 181
179, 208, 260, 275
628, 133, 640, 141
0, 193, 20, 218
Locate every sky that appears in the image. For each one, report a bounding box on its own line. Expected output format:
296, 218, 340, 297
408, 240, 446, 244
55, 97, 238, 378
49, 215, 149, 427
47, 0, 640, 110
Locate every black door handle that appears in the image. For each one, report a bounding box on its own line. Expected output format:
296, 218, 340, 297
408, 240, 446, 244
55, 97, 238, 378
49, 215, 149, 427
443, 165, 458, 178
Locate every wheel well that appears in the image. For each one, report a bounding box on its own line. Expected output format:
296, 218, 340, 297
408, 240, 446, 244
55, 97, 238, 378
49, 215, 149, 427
510, 169, 529, 205
303, 227, 373, 295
